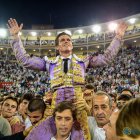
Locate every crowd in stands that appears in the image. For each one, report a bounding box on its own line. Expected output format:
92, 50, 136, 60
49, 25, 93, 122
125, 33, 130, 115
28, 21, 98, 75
0, 61, 50, 96
1, 45, 139, 97
86, 45, 140, 96
0, 34, 140, 139
0, 25, 140, 47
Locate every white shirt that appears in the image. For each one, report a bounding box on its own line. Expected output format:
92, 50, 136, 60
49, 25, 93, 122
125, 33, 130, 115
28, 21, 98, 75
88, 116, 106, 140
61, 55, 72, 71
51, 133, 71, 140
45, 55, 72, 72
17, 114, 32, 130
24, 117, 32, 130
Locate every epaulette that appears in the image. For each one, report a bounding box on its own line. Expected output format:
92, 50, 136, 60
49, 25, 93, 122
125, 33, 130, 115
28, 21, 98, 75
44, 56, 60, 63
73, 54, 89, 62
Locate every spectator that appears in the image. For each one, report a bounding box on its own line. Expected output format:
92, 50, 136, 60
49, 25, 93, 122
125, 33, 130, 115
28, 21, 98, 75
1, 96, 24, 134
121, 88, 134, 97
88, 91, 113, 140
117, 94, 132, 109
25, 101, 84, 140
18, 94, 34, 129
0, 98, 46, 140
116, 98, 140, 140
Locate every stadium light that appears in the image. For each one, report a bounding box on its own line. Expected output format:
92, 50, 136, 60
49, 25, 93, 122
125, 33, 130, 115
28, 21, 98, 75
64, 30, 72, 35
57, 30, 72, 35
57, 31, 62, 35
128, 18, 136, 24
78, 29, 83, 34
92, 25, 101, 33
0, 28, 7, 37
108, 22, 118, 31
19, 32, 22, 36
47, 32, 51, 36
31, 32, 37, 36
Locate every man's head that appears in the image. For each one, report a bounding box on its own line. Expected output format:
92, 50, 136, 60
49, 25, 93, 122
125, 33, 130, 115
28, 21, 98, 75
93, 91, 112, 127
27, 98, 46, 126
116, 98, 140, 140
55, 32, 73, 57
83, 84, 95, 111
44, 91, 52, 105
10, 91, 15, 97
1, 96, 18, 119
53, 101, 76, 139
121, 88, 134, 97
18, 93, 34, 116
117, 94, 132, 109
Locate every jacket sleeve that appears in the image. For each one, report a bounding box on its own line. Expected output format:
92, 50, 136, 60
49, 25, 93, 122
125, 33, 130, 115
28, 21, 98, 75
89, 36, 122, 67
11, 37, 47, 71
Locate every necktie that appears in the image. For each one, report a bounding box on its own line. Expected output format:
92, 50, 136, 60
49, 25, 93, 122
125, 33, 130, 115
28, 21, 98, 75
63, 58, 69, 73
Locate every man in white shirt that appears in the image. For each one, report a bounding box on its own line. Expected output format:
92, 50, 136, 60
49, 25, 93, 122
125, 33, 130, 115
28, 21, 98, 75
88, 91, 113, 140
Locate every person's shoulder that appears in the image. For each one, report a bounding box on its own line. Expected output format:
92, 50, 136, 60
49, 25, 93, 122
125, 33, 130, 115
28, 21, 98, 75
25, 117, 55, 140
0, 116, 11, 133
33, 116, 55, 131
73, 54, 88, 62
0, 116, 5, 121
88, 116, 96, 125
71, 127, 84, 140
0, 116, 9, 123
88, 116, 98, 132
44, 56, 59, 63
0, 116, 9, 124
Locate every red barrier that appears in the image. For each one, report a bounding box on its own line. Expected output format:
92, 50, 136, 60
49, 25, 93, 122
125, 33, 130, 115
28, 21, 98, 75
0, 82, 13, 88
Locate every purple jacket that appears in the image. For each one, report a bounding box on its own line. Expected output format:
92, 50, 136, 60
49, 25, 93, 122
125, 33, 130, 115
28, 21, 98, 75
11, 37, 121, 72
25, 117, 84, 140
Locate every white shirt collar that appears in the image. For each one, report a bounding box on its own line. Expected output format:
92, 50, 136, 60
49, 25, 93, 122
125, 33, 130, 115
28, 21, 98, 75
61, 55, 72, 60
51, 133, 71, 140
